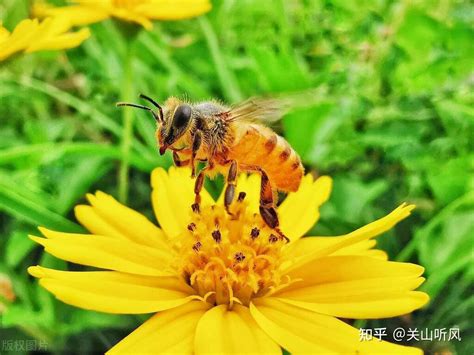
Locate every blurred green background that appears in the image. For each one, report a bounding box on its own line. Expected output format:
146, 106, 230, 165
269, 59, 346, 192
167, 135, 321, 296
0, 0, 473, 354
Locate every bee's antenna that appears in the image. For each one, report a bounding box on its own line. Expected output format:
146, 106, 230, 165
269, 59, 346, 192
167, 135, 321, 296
139, 94, 160, 108
116, 102, 162, 122
139, 94, 164, 122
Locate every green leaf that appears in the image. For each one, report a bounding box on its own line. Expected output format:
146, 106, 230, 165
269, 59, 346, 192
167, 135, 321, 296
199, 17, 243, 102
426, 156, 473, 205
0, 175, 82, 232
322, 176, 389, 226
5, 230, 36, 268
0, 143, 155, 172
249, 45, 311, 92
55, 157, 113, 214
434, 100, 474, 154
284, 103, 334, 160
3, 76, 154, 160
64, 311, 136, 336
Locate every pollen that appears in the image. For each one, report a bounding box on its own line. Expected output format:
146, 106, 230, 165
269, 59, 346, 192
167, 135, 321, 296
174, 197, 288, 306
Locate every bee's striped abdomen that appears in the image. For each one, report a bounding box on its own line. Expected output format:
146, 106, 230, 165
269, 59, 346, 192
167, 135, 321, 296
229, 124, 304, 192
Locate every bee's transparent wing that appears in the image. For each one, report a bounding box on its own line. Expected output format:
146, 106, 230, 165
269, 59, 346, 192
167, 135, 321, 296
228, 88, 325, 123
228, 97, 288, 123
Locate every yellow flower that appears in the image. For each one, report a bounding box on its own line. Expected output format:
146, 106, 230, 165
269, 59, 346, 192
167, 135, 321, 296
34, 0, 212, 30
0, 17, 90, 62
29, 167, 428, 354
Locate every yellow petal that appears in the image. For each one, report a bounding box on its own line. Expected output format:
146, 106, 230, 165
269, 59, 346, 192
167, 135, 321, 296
250, 298, 423, 354
285, 236, 388, 262
364, 249, 388, 260
285, 255, 424, 288
75, 205, 130, 240
137, 0, 212, 20
25, 28, 90, 52
276, 291, 429, 320
278, 276, 425, 300
194, 304, 280, 354
107, 301, 211, 354
274, 278, 428, 319
22, 17, 53, 50
28, 266, 195, 314
111, 8, 153, 29
39, 15, 72, 37
28, 265, 193, 292
0, 19, 38, 60
278, 175, 332, 241
276, 255, 428, 318
217, 173, 261, 213
285, 236, 377, 260
0, 25, 10, 42
31, 230, 173, 276
78, 191, 170, 250
33, 3, 110, 27
285, 203, 415, 272
151, 167, 214, 239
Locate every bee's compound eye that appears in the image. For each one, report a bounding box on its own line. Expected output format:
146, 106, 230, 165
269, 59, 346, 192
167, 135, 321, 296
173, 104, 192, 128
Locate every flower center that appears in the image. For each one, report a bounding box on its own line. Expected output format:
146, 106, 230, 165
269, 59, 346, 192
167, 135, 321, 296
174, 193, 288, 306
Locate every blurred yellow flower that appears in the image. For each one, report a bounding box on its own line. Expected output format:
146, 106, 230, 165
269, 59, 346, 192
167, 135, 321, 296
0, 17, 90, 62
0, 273, 15, 313
34, 0, 212, 30
29, 167, 428, 354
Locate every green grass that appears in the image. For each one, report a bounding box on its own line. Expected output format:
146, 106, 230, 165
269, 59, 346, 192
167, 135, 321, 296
1, 0, 473, 354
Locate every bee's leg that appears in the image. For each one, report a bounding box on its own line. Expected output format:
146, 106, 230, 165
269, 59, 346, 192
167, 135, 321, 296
241, 164, 289, 243
224, 160, 238, 214
190, 130, 203, 178
172, 151, 190, 167
258, 171, 290, 242
191, 160, 210, 214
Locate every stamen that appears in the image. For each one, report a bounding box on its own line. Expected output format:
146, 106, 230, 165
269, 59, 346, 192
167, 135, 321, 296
234, 252, 245, 263
250, 227, 260, 239
191, 203, 200, 213
192, 241, 202, 252
202, 291, 216, 303
230, 296, 243, 306
177, 199, 288, 307
268, 234, 279, 243
212, 230, 222, 243
266, 277, 303, 296
190, 270, 205, 285
237, 192, 246, 202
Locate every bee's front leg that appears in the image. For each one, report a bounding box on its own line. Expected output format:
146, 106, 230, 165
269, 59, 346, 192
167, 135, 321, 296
190, 130, 203, 178
191, 161, 210, 214
172, 151, 190, 167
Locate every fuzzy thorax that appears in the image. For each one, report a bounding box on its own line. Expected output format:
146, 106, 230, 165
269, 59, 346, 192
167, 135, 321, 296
174, 196, 290, 306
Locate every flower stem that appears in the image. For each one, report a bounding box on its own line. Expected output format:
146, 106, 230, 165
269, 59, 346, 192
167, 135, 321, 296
118, 42, 134, 203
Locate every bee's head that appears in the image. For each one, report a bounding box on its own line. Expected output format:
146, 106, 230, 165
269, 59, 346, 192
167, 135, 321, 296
116, 94, 193, 155
159, 98, 193, 155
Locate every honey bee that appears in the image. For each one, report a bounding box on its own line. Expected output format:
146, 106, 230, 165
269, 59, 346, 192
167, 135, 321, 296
117, 94, 304, 240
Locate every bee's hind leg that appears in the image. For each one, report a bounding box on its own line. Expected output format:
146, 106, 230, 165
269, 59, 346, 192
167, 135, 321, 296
224, 160, 238, 215
241, 165, 290, 243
